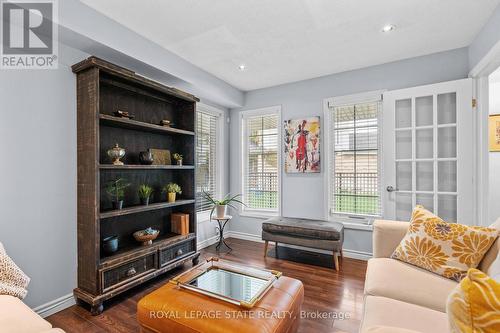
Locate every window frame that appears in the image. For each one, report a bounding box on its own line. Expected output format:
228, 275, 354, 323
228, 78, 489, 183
239, 105, 282, 218
324, 91, 385, 227
196, 103, 225, 223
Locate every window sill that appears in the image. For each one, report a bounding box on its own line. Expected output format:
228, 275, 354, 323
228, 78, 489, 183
341, 222, 373, 231
239, 211, 278, 220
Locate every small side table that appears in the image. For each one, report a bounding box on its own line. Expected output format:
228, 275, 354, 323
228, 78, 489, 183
212, 215, 232, 252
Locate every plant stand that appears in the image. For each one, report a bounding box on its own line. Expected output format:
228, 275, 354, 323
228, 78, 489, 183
212, 215, 232, 253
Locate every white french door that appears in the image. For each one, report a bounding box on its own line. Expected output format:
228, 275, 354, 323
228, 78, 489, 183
382, 79, 474, 224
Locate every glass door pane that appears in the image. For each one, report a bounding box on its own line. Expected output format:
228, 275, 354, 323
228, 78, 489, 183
416, 96, 433, 126
396, 99, 412, 128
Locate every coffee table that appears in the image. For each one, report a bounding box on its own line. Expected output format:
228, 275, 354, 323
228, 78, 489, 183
137, 258, 304, 333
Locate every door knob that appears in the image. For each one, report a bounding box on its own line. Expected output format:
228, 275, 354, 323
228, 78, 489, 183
386, 185, 399, 192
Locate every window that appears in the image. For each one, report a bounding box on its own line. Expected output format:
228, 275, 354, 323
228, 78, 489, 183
241, 107, 280, 214
196, 105, 222, 218
327, 95, 381, 218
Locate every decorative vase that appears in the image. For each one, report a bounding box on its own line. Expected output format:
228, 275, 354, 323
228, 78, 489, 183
107, 143, 125, 165
167, 192, 176, 203
140, 197, 150, 206
112, 200, 123, 210
176, 159, 183, 166
215, 204, 227, 218
139, 150, 154, 165
102, 236, 118, 255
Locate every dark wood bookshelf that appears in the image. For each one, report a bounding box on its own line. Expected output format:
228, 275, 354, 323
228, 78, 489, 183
99, 164, 195, 170
100, 233, 196, 266
99, 199, 196, 219
73, 56, 199, 315
99, 114, 195, 136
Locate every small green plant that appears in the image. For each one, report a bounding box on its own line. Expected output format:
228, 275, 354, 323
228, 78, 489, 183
105, 178, 130, 202
163, 182, 182, 194
138, 184, 154, 200
203, 191, 246, 217
172, 153, 183, 161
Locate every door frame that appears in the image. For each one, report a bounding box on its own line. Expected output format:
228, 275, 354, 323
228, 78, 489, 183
382, 79, 474, 224
469, 38, 500, 226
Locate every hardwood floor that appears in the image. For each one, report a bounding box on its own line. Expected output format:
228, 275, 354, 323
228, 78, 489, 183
47, 238, 367, 333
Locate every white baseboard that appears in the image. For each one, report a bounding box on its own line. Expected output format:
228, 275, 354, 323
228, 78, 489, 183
227, 231, 372, 261
33, 293, 75, 318
197, 234, 219, 250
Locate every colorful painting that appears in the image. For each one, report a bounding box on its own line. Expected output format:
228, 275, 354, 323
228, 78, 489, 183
284, 117, 320, 173
489, 114, 500, 152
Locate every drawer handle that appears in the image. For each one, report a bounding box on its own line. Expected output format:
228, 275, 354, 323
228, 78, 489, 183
126, 267, 137, 277
176, 249, 183, 257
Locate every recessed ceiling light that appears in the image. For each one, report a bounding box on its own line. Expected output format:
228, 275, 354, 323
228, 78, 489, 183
238, 64, 246, 71
382, 24, 396, 33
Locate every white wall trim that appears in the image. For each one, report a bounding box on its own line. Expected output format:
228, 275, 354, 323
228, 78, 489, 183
469, 38, 500, 78
227, 231, 372, 261
323, 91, 384, 225
197, 234, 219, 250
33, 293, 75, 318
325, 90, 385, 108
196, 103, 226, 222
239, 105, 283, 216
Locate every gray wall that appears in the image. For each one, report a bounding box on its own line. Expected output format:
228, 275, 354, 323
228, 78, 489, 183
0, 44, 86, 308
229, 48, 470, 255
469, 4, 500, 71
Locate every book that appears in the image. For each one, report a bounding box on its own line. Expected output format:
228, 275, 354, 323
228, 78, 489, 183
171, 213, 189, 235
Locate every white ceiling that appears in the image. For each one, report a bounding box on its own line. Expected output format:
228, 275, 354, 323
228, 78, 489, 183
81, 0, 500, 91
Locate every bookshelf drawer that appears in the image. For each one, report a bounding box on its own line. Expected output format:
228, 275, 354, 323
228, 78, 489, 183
160, 239, 195, 267
101, 253, 156, 292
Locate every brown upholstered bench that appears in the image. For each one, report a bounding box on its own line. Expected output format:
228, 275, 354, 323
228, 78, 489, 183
262, 217, 344, 270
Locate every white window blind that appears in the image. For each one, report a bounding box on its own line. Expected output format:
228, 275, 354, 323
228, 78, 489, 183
243, 113, 279, 211
196, 111, 219, 213
329, 101, 381, 216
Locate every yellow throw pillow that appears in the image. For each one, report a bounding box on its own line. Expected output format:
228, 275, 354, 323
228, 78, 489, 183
447, 268, 500, 333
391, 205, 499, 281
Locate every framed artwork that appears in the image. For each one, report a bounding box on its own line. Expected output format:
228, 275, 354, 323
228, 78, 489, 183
283, 116, 320, 173
489, 114, 500, 152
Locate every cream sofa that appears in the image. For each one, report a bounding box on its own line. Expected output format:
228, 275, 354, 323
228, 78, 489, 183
359, 219, 500, 333
0, 295, 64, 333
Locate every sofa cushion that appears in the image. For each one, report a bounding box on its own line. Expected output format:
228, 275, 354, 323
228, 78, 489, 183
262, 217, 343, 240
447, 268, 500, 333
360, 296, 448, 333
0, 295, 54, 333
365, 258, 457, 312
391, 205, 499, 282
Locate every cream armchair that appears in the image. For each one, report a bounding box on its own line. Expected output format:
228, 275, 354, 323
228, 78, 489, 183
359, 219, 500, 333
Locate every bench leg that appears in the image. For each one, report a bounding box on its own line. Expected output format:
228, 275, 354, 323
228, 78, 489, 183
275, 242, 278, 258
264, 240, 269, 257
333, 251, 340, 271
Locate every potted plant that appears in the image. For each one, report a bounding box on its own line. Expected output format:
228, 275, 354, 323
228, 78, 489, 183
138, 184, 154, 205
163, 182, 181, 203
203, 191, 246, 219
173, 153, 183, 166
105, 178, 130, 210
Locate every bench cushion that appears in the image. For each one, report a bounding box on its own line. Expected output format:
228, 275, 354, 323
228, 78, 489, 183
262, 217, 343, 241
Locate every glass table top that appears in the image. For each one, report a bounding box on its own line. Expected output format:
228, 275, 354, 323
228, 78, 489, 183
188, 268, 268, 302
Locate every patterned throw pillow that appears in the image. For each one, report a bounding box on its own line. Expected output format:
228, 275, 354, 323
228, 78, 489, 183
447, 268, 500, 333
391, 206, 499, 281
0, 242, 30, 299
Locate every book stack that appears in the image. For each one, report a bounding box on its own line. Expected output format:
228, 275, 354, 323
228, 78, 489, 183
171, 213, 189, 235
